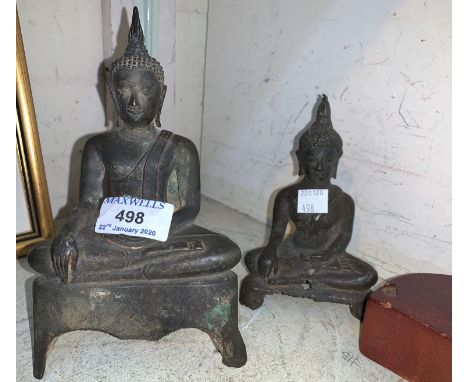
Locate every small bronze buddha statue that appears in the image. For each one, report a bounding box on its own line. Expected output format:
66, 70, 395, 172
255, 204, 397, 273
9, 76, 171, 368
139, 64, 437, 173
28, 8, 246, 378
28, 8, 240, 284
240, 95, 378, 319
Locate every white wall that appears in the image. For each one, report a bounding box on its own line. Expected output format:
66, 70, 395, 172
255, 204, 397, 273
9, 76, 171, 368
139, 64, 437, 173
17, 0, 107, 219
175, 0, 208, 150
158, 0, 177, 133
201, 0, 451, 276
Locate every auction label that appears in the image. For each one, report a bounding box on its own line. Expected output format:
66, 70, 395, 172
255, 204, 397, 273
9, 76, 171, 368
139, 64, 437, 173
297, 189, 328, 214
95, 196, 174, 241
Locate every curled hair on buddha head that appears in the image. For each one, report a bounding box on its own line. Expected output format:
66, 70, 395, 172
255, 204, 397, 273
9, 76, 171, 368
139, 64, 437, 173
110, 7, 165, 91
297, 94, 343, 176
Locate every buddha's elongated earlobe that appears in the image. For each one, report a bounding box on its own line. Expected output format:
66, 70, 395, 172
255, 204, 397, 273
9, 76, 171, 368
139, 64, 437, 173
156, 85, 167, 127
296, 150, 304, 176
108, 79, 122, 129
332, 163, 338, 178
298, 165, 304, 176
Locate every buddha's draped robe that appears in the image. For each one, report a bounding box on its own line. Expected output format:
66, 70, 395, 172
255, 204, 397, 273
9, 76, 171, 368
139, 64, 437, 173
29, 130, 240, 282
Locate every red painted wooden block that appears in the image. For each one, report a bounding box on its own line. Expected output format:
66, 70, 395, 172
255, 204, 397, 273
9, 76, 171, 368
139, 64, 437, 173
359, 273, 451, 382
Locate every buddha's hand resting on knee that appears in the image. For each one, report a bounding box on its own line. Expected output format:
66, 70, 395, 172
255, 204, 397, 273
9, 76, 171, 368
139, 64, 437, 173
258, 247, 278, 278
50, 233, 78, 282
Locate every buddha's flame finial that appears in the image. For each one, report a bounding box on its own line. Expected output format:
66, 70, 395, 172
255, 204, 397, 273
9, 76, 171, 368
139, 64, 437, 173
128, 7, 145, 48
316, 94, 331, 124
297, 94, 343, 161
110, 6, 164, 90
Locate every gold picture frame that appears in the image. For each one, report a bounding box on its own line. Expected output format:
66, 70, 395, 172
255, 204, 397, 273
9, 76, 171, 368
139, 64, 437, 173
16, 10, 54, 256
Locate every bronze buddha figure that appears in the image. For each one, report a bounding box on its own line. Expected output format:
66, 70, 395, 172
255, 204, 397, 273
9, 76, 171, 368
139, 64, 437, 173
28, 8, 246, 378
28, 8, 239, 284
240, 95, 378, 319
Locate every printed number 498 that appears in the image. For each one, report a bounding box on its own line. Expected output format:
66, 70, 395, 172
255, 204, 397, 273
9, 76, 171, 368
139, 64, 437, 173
115, 210, 144, 224
301, 204, 314, 213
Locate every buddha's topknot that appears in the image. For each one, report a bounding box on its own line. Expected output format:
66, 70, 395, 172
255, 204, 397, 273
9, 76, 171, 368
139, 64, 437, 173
110, 7, 164, 89
298, 94, 343, 158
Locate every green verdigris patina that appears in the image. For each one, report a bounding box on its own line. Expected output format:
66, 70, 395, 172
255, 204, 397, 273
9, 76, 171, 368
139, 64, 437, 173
206, 303, 232, 331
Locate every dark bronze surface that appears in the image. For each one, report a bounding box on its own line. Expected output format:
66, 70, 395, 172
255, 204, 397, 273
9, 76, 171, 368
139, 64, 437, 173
239, 95, 378, 319
27, 8, 246, 378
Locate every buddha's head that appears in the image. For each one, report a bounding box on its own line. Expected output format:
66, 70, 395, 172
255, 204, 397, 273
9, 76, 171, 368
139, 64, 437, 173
109, 7, 166, 127
297, 95, 343, 182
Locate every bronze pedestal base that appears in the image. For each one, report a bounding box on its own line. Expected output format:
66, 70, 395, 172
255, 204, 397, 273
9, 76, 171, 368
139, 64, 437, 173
240, 274, 371, 319
31, 272, 247, 379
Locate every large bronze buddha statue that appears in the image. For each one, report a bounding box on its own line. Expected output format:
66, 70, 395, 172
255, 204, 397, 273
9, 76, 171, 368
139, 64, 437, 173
28, 9, 239, 284
240, 95, 378, 319
28, 8, 246, 378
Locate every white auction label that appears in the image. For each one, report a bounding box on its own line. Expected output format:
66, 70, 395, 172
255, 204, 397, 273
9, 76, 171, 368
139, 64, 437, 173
297, 189, 328, 213
95, 196, 174, 241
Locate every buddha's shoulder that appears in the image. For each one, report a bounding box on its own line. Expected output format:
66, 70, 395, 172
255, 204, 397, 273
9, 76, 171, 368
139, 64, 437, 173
168, 132, 194, 146
167, 132, 198, 153
84, 131, 115, 148
329, 185, 354, 207
274, 185, 298, 206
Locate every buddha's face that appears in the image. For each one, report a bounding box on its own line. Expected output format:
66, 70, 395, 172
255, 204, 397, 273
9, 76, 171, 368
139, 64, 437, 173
300, 146, 339, 182
111, 69, 161, 126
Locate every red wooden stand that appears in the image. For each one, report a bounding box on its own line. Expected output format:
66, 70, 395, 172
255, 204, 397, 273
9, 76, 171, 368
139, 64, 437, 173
359, 273, 451, 382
